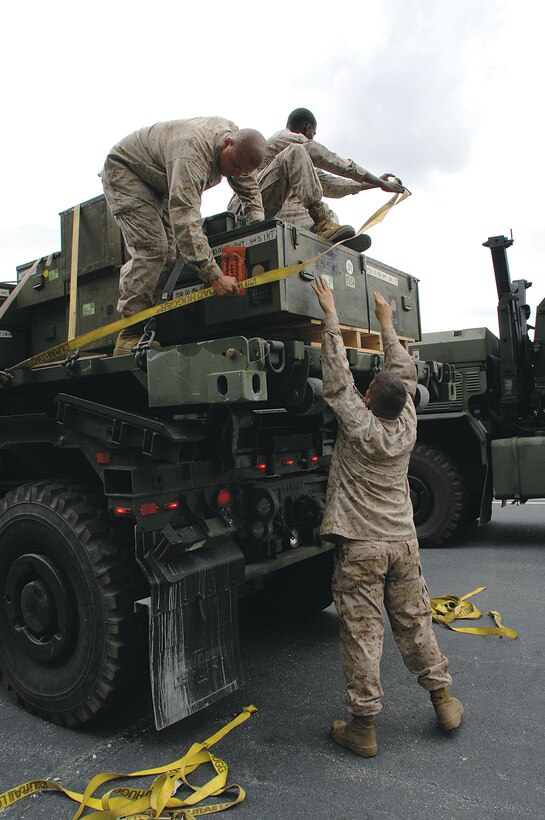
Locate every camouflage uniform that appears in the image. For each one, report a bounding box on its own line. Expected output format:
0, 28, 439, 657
320, 313, 452, 716
100, 117, 264, 317
228, 128, 366, 228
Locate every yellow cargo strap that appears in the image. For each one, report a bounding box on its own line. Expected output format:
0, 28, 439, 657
0, 259, 40, 324
4, 189, 410, 374
0, 705, 257, 818
431, 587, 518, 638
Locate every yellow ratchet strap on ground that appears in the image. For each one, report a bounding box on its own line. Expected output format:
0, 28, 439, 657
0, 705, 257, 818
5, 189, 410, 374
431, 587, 518, 638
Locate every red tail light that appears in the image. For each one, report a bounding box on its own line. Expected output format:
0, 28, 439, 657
114, 506, 133, 516
162, 501, 180, 510
140, 502, 158, 516
216, 489, 232, 508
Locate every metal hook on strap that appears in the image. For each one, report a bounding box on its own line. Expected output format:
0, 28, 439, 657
62, 348, 80, 377
133, 319, 158, 370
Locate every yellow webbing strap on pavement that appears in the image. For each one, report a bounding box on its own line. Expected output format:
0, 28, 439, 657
431, 587, 518, 638
5, 190, 410, 374
0, 705, 257, 818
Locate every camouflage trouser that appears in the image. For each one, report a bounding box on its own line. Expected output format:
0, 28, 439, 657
275, 194, 338, 232
101, 159, 176, 317
228, 143, 323, 221
332, 538, 452, 716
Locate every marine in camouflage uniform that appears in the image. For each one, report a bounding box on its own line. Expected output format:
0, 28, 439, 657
228, 108, 404, 251
100, 117, 266, 351
255, 126, 376, 231
312, 277, 462, 756
227, 139, 356, 244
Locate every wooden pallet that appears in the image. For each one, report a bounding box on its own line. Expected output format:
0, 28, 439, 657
265, 319, 415, 353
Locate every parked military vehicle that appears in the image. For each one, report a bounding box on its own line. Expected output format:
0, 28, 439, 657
408, 234, 545, 547
0, 195, 449, 729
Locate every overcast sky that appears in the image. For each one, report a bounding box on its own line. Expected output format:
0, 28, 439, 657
2, 0, 543, 335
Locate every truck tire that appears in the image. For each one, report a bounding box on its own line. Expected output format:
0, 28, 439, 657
409, 443, 468, 547
0, 481, 135, 725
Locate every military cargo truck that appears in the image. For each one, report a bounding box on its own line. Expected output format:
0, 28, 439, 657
408, 235, 545, 547
0, 195, 447, 729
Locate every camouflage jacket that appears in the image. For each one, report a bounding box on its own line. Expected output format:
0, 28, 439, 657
103, 117, 264, 283
261, 129, 369, 187
227, 127, 365, 223
320, 315, 418, 541
262, 129, 365, 228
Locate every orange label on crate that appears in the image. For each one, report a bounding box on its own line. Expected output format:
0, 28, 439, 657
221, 246, 246, 282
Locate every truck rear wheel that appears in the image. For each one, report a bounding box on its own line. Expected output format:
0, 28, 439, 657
0, 481, 135, 725
409, 443, 468, 547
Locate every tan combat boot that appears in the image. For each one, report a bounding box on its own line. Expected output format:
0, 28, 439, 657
113, 326, 160, 357
308, 202, 355, 243
430, 688, 464, 731
330, 715, 378, 757
343, 233, 372, 253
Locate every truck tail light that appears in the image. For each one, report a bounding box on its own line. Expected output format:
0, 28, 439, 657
256, 462, 267, 471
140, 502, 158, 516
310, 455, 319, 463
216, 489, 232, 508
114, 506, 133, 517
162, 501, 180, 510
283, 459, 295, 466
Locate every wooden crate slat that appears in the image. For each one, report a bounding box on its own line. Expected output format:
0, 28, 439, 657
260, 318, 413, 354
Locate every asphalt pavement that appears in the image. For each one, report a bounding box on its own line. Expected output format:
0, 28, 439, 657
1, 501, 543, 819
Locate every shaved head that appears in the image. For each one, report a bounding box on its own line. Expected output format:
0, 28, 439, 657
220, 129, 267, 179
231, 128, 267, 168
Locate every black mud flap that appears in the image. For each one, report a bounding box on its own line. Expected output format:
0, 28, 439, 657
135, 530, 245, 729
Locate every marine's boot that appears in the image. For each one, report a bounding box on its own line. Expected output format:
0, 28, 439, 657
330, 715, 377, 757
113, 325, 160, 357
430, 687, 464, 731
308, 202, 355, 243
343, 233, 372, 253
